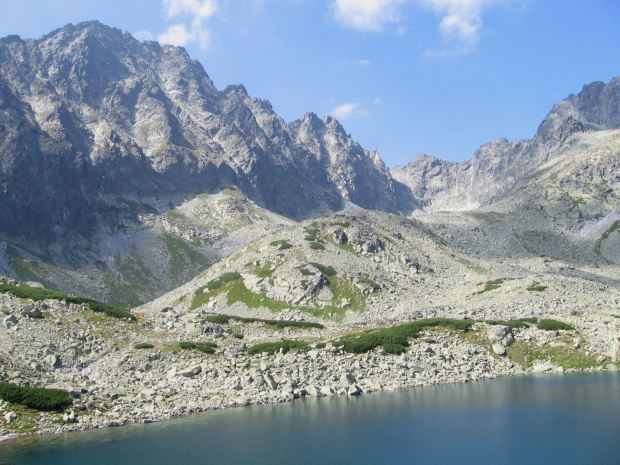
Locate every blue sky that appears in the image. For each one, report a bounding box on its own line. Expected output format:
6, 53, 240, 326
1, 1, 619, 167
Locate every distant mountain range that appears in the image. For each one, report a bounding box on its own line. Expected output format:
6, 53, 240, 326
0, 21, 618, 306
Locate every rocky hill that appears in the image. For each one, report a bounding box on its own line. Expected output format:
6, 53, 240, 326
0, 21, 618, 310
0, 21, 412, 305
392, 77, 620, 213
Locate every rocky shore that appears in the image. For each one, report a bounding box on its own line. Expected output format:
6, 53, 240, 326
1, 290, 617, 441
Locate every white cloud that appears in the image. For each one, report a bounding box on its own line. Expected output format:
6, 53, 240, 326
420, 0, 498, 52
163, 0, 218, 19
331, 0, 409, 32
134, 30, 154, 41
158, 0, 217, 49
331, 102, 369, 119
158, 23, 196, 47
331, 0, 510, 54
343, 59, 371, 66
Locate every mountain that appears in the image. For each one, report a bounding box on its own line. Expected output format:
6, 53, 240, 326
0, 21, 618, 309
392, 77, 620, 213
0, 21, 412, 305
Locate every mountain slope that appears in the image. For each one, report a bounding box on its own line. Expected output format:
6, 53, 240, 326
392, 77, 620, 213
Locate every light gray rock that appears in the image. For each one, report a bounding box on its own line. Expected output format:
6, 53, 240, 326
492, 344, 506, 356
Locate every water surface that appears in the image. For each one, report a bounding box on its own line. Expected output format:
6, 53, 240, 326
2, 373, 619, 464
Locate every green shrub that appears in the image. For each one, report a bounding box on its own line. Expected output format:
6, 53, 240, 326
205, 314, 324, 329
196, 344, 215, 354
309, 242, 325, 250
270, 240, 293, 250
220, 272, 242, 282
0, 284, 135, 320
134, 343, 154, 349
339, 318, 474, 354
206, 315, 231, 324
246, 340, 310, 356
537, 319, 574, 331
304, 228, 319, 241
26, 310, 44, 319
179, 342, 197, 350
527, 285, 548, 292
0, 382, 73, 410
309, 263, 336, 276
359, 278, 380, 291
207, 280, 223, 291
233, 333, 244, 339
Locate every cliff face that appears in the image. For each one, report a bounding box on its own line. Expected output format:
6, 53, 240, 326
0, 21, 413, 251
392, 77, 620, 213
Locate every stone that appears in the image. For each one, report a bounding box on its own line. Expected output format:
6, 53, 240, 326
4, 411, 17, 423
487, 326, 509, 343
346, 385, 362, 396
492, 343, 506, 356
597, 355, 607, 364
179, 365, 202, 377
340, 373, 356, 385
2, 314, 18, 329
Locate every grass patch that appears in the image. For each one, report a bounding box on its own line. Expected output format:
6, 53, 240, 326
0, 283, 135, 320
0, 382, 73, 410
309, 263, 336, 276
506, 340, 601, 370
134, 343, 154, 349
246, 340, 310, 356
270, 240, 292, 250
537, 319, 574, 331
309, 242, 325, 250
205, 314, 324, 329
191, 272, 243, 309
179, 342, 197, 350
304, 228, 319, 241
358, 278, 380, 291
331, 221, 351, 228
334, 318, 474, 354
527, 285, 548, 292
233, 333, 244, 339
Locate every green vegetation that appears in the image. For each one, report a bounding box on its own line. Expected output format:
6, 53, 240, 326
178, 341, 217, 354
0, 382, 73, 410
335, 318, 474, 354
164, 233, 206, 278
196, 343, 216, 354
486, 317, 537, 328
205, 314, 324, 329
596, 220, 620, 257
134, 343, 154, 349
232, 333, 244, 339
246, 340, 310, 356
25, 309, 44, 319
527, 285, 548, 292
270, 240, 292, 250
474, 279, 508, 295
309, 262, 336, 276
0, 283, 136, 320
304, 228, 319, 241
537, 319, 575, 331
506, 340, 602, 370
309, 242, 325, 250
358, 278, 380, 291
331, 221, 351, 228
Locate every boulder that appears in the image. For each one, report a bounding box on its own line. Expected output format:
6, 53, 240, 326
4, 411, 17, 423
487, 325, 509, 342
2, 314, 18, 329
492, 343, 506, 356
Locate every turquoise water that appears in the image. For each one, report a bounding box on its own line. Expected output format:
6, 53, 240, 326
1, 373, 619, 464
